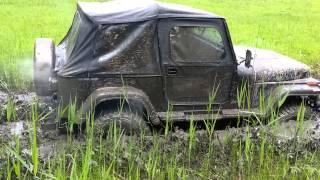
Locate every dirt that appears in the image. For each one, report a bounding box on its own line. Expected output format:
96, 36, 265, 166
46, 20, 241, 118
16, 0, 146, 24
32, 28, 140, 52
0, 91, 35, 122
0, 90, 320, 165
0, 91, 58, 161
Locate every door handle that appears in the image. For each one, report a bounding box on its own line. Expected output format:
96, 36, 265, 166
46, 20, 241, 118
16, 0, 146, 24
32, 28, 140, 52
167, 67, 177, 75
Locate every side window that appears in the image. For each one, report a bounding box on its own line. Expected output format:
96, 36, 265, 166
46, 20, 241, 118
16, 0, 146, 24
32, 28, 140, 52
170, 26, 226, 62
66, 12, 82, 59
93, 21, 159, 74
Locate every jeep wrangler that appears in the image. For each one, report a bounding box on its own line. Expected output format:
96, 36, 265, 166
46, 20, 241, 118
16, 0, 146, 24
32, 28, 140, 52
34, 1, 320, 134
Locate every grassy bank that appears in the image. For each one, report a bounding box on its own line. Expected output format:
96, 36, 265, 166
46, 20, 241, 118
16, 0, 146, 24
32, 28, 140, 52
1, 0, 320, 179
0, 0, 77, 90
0, 0, 319, 90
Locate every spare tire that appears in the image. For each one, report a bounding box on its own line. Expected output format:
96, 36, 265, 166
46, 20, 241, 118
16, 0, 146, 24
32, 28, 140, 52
34, 38, 55, 96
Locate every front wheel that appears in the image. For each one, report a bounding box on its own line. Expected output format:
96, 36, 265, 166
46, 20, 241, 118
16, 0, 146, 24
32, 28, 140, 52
274, 104, 320, 138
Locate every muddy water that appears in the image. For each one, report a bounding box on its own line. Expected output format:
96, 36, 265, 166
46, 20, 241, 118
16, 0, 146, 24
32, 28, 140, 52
0, 90, 320, 162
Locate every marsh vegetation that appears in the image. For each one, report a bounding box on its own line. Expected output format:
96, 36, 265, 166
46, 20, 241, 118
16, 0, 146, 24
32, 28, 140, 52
0, 0, 320, 179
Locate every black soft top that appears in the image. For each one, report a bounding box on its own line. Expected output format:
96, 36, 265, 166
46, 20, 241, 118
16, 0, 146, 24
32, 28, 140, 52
78, 0, 222, 24
56, 1, 223, 77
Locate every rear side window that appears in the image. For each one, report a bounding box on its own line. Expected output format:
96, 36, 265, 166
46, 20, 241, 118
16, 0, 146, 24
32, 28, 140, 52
170, 26, 225, 62
93, 21, 159, 74
66, 12, 82, 59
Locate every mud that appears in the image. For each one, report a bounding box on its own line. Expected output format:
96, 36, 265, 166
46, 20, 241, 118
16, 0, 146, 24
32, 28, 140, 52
2, 120, 320, 164
0, 90, 57, 121
0, 91, 35, 122
1, 90, 320, 166
0, 91, 58, 164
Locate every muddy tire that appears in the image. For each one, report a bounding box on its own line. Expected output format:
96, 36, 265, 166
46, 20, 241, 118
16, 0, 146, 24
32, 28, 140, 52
34, 38, 55, 96
95, 110, 151, 136
276, 104, 320, 138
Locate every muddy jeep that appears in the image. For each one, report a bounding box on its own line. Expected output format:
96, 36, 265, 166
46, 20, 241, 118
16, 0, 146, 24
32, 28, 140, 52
34, 1, 320, 133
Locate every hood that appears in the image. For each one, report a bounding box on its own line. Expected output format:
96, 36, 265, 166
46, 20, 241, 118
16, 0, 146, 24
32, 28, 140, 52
234, 46, 310, 82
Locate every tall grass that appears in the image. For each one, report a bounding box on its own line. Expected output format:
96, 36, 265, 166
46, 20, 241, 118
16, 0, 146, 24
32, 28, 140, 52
12, 136, 21, 178
1, 77, 319, 179
5, 96, 17, 122
0, 0, 320, 178
1, 101, 320, 178
30, 102, 39, 176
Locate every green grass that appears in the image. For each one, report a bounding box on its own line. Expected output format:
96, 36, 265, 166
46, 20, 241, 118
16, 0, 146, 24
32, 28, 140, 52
1, 96, 320, 179
0, 0, 76, 90
165, 0, 320, 65
0, 0, 319, 90
0, 77, 319, 179
1, 0, 320, 179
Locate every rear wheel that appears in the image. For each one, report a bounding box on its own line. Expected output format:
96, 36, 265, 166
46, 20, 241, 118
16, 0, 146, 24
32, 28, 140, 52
94, 109, 151, 136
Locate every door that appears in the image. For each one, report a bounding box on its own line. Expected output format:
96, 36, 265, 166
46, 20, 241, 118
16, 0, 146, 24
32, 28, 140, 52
158, 19, 236, 110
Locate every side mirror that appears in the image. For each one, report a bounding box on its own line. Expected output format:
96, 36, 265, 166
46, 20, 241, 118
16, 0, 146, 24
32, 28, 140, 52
245, 50, 253, 68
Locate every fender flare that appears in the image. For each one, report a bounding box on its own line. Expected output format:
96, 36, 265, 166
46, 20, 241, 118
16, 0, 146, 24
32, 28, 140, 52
76, 86, 161, 125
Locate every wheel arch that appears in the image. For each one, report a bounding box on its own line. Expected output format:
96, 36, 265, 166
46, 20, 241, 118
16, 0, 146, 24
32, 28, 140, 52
94, 98, 148, 121
264, 84, 320, 117
76, 86, 161, 125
